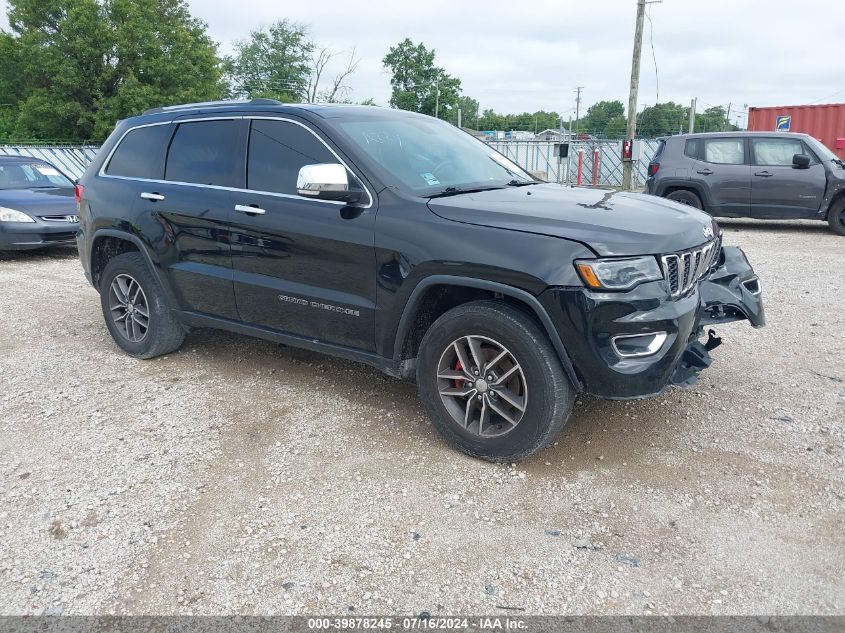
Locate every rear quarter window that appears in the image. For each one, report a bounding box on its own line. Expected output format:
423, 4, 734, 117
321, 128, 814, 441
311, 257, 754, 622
105, 124, 171, 179
684, 138, 701, 159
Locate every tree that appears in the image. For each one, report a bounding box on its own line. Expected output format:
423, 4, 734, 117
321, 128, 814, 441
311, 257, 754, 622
637, 102, 688, 137
94, 0, 222, 138
476, 110, 562, 133
696, 105, 737, 133
0, 32, 23, 140
307, 46, 360, 103
455, 95, 479, 127
603, 115, 627, 138
382, 38, 462, 120
633, 102, 738, 137
1, 0, 221, 141
223, 20, 312, 102
578, 100, 625, 135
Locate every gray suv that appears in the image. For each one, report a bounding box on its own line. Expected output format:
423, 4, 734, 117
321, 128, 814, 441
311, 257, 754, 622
645, 132, 845, 235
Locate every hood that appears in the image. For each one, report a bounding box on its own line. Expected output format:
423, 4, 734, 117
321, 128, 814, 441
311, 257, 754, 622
427, 184, 716, 256
0, 187, 76, 218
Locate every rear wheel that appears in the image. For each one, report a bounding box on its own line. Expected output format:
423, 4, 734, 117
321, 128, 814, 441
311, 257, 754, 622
99, 252, 185, 359
666, 189, 703, 210
416, 301, 573, 462
827, 199, 845, 236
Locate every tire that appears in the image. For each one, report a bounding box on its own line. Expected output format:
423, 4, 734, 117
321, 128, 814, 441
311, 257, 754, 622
666, 189, 703, 210
416, 300, 574, 462
99, 252, 185, 359
827, 199, 845, 236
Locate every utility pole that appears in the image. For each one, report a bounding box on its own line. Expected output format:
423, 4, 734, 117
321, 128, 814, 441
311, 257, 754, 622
725, 102, 732, 131
567, 115, 573, 185
622, 0, 646, 191
574, 86, 584, 135
457, 107, 462, 128
435, 77, 440, 119
688, 97, 697, 133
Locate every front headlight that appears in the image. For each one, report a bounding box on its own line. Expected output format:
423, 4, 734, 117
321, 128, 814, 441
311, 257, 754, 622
575, 256, 663, 290
0, 207, 35, 223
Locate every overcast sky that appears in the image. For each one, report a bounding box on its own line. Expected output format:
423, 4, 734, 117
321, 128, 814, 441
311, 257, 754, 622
3, 0, 843, 124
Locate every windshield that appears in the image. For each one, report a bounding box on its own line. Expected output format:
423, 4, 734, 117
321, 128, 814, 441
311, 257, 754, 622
805, 137, 842, 165
333, 115, 534, 195
0, 162, 74, 189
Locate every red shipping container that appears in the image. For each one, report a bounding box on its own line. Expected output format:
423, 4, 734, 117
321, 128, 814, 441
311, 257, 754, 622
747, 103, 845, 160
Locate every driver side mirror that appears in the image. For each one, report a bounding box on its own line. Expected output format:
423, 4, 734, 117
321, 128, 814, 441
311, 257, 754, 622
296, 163, 366, 205
792, 154, 811, 169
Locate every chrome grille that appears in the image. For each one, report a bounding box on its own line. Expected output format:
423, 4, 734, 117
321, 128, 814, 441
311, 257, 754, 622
661, 239, 720, 297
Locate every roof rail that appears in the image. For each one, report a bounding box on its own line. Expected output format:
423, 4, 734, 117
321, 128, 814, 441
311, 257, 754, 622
142, 98, 282, 116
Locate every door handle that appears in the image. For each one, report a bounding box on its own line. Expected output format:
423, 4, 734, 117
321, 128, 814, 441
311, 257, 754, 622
140, 192, 165, 201
235, 204, 266, 215
696, 168, 713, 175
754, 171, 773, 178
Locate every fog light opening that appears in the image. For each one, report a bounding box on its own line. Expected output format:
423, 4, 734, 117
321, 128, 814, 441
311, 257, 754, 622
611, 332, 668, 358
742, 277, 761, 295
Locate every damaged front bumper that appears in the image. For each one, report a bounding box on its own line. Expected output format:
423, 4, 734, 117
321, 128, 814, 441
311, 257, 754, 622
541, 245, 765, 399
670, 246, 765, 387
699, 246, 765, 329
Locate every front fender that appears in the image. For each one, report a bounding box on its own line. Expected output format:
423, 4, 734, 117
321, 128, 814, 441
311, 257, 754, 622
699, 246, 765, 328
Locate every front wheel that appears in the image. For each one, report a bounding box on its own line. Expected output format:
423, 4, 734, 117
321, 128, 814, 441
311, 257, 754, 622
828, 199, 845, 236
416, 301, 573, 462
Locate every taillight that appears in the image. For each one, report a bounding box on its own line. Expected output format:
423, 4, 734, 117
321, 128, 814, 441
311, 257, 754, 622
74, 183, 84, 211
647, 162, 660, 177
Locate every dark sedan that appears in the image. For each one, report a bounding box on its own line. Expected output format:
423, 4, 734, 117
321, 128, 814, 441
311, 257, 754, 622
0, 156, 79, 251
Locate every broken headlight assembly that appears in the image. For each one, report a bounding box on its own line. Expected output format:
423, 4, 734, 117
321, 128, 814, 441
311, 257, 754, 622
574, 256, 662, 291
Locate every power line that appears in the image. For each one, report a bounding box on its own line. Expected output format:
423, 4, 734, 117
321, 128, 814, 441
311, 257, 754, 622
645, 3, 658, 105
811, 87, 845, 104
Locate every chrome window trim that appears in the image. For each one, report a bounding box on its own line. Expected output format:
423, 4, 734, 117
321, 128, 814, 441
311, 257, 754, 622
98, 115, 373, 209
610, 331, 668, 359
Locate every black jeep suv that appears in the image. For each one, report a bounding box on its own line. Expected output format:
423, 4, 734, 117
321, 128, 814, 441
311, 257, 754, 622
76, 100, 764, 461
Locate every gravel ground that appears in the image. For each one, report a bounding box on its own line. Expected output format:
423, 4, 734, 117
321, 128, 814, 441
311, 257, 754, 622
0, 219, 843, 616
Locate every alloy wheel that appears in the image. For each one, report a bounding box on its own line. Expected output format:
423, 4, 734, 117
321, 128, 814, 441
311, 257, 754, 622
108, 273, 150, 343
436, 335, 528, 437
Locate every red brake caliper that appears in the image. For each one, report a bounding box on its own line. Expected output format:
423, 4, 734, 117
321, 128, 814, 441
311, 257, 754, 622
454, 359, 465, 389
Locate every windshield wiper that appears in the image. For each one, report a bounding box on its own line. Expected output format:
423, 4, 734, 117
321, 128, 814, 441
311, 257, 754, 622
505, 179, 540, 187
425, 185, 505, 199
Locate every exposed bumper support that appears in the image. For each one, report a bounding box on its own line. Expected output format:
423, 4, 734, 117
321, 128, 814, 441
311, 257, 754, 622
670, 329, 722, 387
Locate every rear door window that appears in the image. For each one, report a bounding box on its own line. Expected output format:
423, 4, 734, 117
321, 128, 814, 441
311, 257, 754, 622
246, 119, 336, 195
165, 120, 240, 187
751, 138, 807, 166
105, 124, 171, 179
703, 139, 745, 165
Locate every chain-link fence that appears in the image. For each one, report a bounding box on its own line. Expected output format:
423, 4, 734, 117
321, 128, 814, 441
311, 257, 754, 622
485, 138, 662, 188
0, 144, 100, 180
